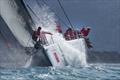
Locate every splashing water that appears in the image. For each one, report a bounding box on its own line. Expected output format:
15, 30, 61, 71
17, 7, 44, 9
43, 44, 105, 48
1, 64, 120, 80
24, 0, 57, 32
0, 0, 87, 67
52, 33, 87, 67
24, 1, 88, 67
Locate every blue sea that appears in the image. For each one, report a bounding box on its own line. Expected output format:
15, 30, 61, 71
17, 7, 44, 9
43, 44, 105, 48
0, 64, 120, 80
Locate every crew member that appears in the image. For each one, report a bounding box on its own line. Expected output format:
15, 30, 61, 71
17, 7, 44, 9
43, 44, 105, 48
80, 27, 91, 37
80, 27, 93, 48
32, 27, 52, 49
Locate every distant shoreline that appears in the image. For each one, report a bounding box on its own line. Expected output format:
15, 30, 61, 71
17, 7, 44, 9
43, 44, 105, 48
87, 51, 120, 63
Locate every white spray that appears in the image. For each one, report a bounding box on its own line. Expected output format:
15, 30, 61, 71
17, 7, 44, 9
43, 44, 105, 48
24, 0, 87, 67
52, 33, 87, 67
0, 0, 87, 67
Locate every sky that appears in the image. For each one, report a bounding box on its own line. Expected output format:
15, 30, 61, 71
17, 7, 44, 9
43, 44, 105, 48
26, 0, 120, 52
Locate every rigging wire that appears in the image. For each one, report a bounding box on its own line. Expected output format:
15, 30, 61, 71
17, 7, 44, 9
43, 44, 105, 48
40, 0, 69, 28
26, 3, 40, 29
26, 4, 40, 21
26, 0, 69, 29
22, 0, 36, 27
57, 0, 74, 29
57, 0, 80, 39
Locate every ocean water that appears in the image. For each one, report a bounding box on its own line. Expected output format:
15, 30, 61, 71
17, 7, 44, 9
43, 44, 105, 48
0, 64, 120, 80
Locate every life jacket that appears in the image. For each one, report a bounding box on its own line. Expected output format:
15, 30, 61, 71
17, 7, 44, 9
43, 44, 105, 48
80, 28, 90, 37
32, 30, 52, 45
64, 31, 69, 40
64, 28, 76, 40
32, 30, 43, 41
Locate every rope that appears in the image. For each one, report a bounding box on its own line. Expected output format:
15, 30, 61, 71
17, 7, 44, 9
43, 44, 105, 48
57, 0, 74, 29
25, 3, 40, 47
42, 0, 81, 40
40, 0, 69, 28
36, 0, 43, 8
26, 4, 40, 21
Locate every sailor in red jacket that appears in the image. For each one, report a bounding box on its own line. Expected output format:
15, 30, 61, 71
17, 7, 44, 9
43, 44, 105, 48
64, 28, 76, 40
32, 27, 52, 46
80, 27, 91, 37
80, 27, 92, 48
